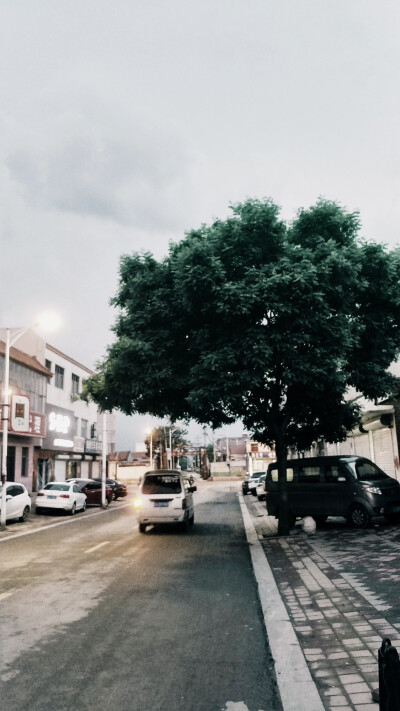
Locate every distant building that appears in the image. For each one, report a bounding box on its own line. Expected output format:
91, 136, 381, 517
108, 450, 149, 483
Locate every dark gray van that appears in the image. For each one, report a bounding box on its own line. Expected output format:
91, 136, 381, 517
264, 456, 400, 528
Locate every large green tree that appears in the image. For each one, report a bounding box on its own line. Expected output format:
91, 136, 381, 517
86, 198, 400, 534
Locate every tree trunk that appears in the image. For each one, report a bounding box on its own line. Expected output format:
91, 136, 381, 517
276, 437, 291, 536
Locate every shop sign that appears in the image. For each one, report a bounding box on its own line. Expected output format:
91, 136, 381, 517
48, 411, 71, 434
10, 394, 30, 433
0, 405, 46, 437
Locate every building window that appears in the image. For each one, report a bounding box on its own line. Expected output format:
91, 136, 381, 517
55, 365, 64, 389
45, 359, 52, 371
71, 373, 80, 395
21, 447, 29, 477
81, 419, 88, 438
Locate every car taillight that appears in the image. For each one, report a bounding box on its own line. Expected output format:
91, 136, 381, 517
182, 498, 187, 509
37, 492, 44, 497
60, 494, 70, 499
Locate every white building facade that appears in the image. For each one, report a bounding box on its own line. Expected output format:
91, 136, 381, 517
36, 344, 115, 488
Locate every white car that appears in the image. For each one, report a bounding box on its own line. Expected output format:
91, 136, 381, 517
256, 474, 267, 500
0, 482, 31, 522
248, 472, 266, 495
36, 482, 87, 515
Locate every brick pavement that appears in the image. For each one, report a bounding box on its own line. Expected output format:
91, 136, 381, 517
244, 494, 400, 711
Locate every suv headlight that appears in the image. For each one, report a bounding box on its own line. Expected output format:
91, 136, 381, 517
363, 485, 382, 495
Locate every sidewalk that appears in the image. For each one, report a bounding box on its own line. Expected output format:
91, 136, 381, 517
242, 493, 400, 711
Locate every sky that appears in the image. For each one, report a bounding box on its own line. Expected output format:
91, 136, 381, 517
1, 0, 399, 448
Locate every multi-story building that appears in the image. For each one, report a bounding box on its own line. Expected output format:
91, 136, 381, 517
0, 329, 115, 491
0, 331, 49, 491
36, 343, 115, 488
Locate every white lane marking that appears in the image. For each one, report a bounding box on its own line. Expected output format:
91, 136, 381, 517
85, 541, 110, 554
238, 493, 325, 711
0, 590, 15, 601
0, 502, 133, 543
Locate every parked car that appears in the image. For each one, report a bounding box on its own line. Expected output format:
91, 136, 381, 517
93, 478, 127, 500
248, 472, 267, 495
66, 478, 113, 506
36, 482, 87, 515
256, 474, 267, 500
265, 455, 400, 528
0, 482, 31, 522
242, 472, 263, 495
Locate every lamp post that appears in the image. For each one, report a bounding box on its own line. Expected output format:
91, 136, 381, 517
101, 411, 107, 508
145, 428, 153, 470
1, 314, 60, 530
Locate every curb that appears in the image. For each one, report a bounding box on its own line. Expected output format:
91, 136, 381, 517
238, 493, 325, 711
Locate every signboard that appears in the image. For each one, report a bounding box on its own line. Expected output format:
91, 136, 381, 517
0, 404, 46, 437
42, 404, 74, 449
10, 395, 30, 433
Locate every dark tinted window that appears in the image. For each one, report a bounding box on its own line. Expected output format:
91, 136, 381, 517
142, 474, 182, 495
298, 465, 321, 483
7, 485, 24, 497
324, 465, 342, 483
345, 459, 388, 482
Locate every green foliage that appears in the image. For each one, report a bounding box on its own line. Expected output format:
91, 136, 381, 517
87, 197, 400, 489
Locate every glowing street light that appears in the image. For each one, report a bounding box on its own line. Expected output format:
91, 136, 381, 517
1, 317, 60, 529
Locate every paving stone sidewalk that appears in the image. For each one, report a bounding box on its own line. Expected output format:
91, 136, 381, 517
245, 496, 400, 711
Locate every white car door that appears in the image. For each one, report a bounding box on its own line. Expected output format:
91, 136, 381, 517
6, 484, 25, 519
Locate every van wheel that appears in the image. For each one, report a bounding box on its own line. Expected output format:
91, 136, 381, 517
139, 523, 146, 533
348, 504, 370, 528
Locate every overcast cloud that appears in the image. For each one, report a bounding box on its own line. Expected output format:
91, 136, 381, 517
1, 0, 399, 447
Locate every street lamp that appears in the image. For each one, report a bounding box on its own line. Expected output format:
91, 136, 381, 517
145, 428, 153, 470
1, 315, 60, 530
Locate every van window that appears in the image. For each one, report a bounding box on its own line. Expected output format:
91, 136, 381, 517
142, 474, 182, 494
298, 465, 320, 483
324, 465, 341, 483
345, 459, 387, 482
270, 468, 294, 483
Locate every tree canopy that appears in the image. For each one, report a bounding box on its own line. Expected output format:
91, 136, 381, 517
86, 198, 400, 532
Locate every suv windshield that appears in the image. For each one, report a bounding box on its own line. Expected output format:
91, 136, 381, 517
345, 459, 388, 482
142, 474, 182, 495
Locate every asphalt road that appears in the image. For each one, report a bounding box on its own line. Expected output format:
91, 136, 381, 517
0, 480, 282, 711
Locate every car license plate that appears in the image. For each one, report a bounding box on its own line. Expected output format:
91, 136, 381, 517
154, 501, 168, 507
47, 495, 56, 500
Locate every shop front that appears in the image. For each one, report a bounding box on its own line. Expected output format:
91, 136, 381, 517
33, 405, 102, 489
